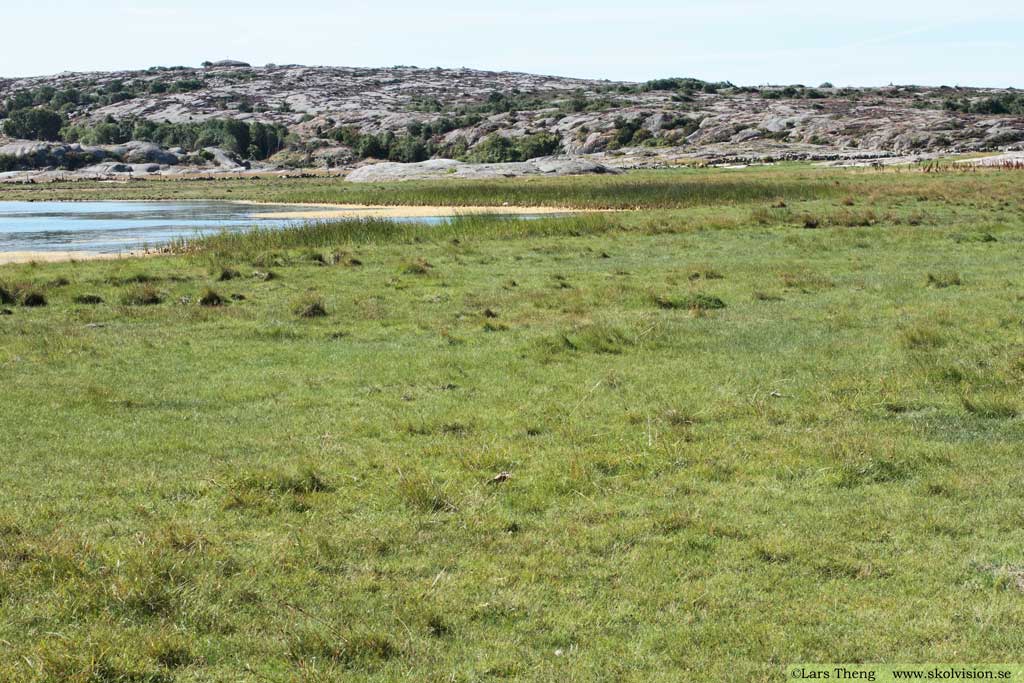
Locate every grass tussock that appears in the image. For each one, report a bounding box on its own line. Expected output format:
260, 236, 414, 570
397, 472, 458, 513
289, 628, 398, 669
403, 258, 434, 275
962, 396, 1019, 419
900, 323, 946, 350
73, 294, 104, 305
121, 284, 163, 306
653, 292, 726, 311
927, 271, 963, 288
294, 293, 328, 318
241, 466, 333, 495
538, 322, 637, 357
199, 288, 226, 307
1, 282, 47, 307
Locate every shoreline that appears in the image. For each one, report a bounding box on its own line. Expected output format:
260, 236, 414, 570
0, 202, 588, 265
0, 250, 150, 266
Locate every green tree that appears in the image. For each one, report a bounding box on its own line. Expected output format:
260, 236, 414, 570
3, 108, 65, 141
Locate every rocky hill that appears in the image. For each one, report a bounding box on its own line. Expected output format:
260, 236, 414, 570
1, 63, 1023, 179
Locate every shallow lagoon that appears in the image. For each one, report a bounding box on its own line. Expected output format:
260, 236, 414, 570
0, 201, 454, 254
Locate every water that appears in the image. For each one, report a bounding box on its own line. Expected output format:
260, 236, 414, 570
0, 201, 452, 254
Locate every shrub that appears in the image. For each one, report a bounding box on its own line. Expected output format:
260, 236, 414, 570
3, 107, 64, 141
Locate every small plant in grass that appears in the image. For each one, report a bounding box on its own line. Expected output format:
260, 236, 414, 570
403, 259, 434, 275
539, 323, 636, 356
398, 472, 457, 513
294, 293, 328, 318
653, 293, 726, 310
962, 396, 1019, 419
19, 289, 47, 307
236, 465, 334, 495
289, 628, 397, 666
303, 250, 327, 265
121, 284, 163, 305
899, 323, 945, 350
199, 288, 226, 307
427, 614, 451, 638
252, 252, 287, 268
927, 271, 963, 288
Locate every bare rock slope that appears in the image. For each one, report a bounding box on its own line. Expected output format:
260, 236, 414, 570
2, 63, 1023, 178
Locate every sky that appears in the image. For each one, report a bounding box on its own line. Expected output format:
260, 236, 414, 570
3, 0, 1022, 87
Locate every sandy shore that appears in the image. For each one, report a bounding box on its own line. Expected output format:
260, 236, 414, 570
247, 203, 581, 220
0, 251, 147, 266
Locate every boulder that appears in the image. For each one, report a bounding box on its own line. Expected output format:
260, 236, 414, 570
202, 147, 250, 170
81, 162, 133, 174
124, 141, 179, 165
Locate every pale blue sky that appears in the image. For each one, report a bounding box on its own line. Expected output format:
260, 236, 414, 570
4, 0, 1022, 86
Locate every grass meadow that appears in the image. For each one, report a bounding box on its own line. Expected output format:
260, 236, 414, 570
1, 165, 1023, 681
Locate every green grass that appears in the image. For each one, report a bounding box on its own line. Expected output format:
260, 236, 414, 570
1, 166, 1024, 681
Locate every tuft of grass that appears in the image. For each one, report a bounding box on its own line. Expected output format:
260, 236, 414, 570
397, 472, 458, 513
290, 629, 398, 668
233, 465, 334, 496
294, 293, 328, 318
834, 456, 915, 488
927, 271, 963, 288
121, 284, 163, 306
73, 294, 104, 305
19, 289, 47, 307
539, 323, 637, 356
900, 323, 946, 350
217, 267, 241, 281
199, 288, 226, 307
653, 292, 726, 310
403, 258, 434, 275
0, 283, 14, 305
962, 397, 1019, 419
779, 269, 834, 290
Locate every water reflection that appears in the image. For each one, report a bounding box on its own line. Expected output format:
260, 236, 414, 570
0, 201, 446, 253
